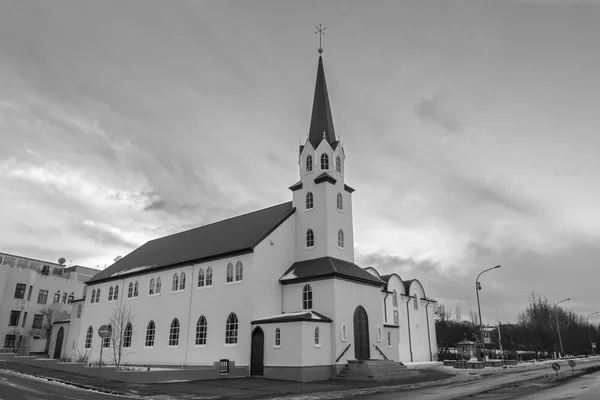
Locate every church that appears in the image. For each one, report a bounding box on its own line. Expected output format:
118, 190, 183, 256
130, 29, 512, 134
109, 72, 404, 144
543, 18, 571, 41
70, 50, 438, 382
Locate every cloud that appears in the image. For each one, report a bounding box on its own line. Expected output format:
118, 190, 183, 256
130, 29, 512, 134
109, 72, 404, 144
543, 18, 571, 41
415, 93, 464, 134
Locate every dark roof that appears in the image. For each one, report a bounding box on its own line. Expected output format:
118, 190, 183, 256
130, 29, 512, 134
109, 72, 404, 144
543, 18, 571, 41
308, 56, 336, 148
380, 274, 392, 283
252, 311, 332, 325
289, 181, 303, 191
404, 279, 416, 294
280, 257, 385, 287
87, 202, 295, 284
314, 172, 337, 185
344, 184, 356, 193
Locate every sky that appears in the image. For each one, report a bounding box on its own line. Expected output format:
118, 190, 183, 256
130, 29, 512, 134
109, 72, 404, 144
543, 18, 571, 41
1, 0, 599, 324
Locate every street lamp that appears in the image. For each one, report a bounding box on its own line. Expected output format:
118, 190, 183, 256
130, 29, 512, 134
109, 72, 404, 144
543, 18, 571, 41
476, 265, 501, 362
553, 298, 570, 358
587, 312, 599, 355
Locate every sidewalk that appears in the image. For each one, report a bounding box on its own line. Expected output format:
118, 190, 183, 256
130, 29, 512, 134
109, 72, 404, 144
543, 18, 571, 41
0, 360, 453, 399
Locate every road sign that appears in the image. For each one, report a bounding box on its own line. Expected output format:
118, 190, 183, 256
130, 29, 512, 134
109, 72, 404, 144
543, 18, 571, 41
483, 331, 491, 344
551, 362, 560, 371
568, 359, 576, 372
593, 342, 597, 349
98, 325, 110, 338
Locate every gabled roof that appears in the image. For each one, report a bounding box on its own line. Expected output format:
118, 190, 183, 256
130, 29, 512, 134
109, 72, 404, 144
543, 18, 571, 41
308, 56, 336, 148
314, 172, 337, 185
280, 257, 385, 287
252, 311, 332, 325
87, 202, 295, 285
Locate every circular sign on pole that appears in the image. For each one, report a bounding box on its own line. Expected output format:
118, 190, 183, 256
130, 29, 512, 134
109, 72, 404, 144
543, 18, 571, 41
568, 359, 576, 371
98, 325, 110, 338
551, 362, 561, 371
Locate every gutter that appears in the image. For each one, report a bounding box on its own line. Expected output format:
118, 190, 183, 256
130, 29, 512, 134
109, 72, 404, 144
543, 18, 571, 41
183, 262, 196, 367
383, 289, 392, 324
423, 298, 433, 361
402, 294, 414, 362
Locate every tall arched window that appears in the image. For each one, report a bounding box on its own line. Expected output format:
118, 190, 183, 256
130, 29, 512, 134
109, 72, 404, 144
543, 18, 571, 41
195, 316, 207, 346
172, 273, 179, 291
198, 269, 205, 287
336, 193, 343, 210
91, 289, 96, 303
156, 277, 162, 294
336, 156, 341, 173
225, 313, 238, 344
169, 319, 180, 346
145, 321, 155, 347
306, 229, 315, 248
149, 278, 156, 295
179, 272, 186, 290
414, 298, 419, 310
85, 326, 93, 348
113, 285, 119, 300
133, 281, 139, 297
96, 289, 101, 303
320, 153, 329, 170
76, 304, 82, 319
235, 261, 243, 281
392, 290, 398, 307
341, 324, 347, 341
314, 327, 320, 345
226, 263, 234, 283
377, 326, 382, 342
306, 154, 313, 172
124, 323, 133, 348
206, 267, 213, 286
337, 229, 344, 248
387, 331, 392, 347
302, 284, 313, 310
128, 282, 134, 298
108, 286, 114, 301
306, 192, 314, 210
275, 328, 281, 346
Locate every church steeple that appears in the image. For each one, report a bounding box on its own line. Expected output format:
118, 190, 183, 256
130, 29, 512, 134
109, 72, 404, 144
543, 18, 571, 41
308, 55, 336, 148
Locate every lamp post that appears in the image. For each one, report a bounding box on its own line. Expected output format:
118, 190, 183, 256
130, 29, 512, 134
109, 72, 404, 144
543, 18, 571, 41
475, 265, 501, 362
553, 298, 570, 358
587, 312, 599, 355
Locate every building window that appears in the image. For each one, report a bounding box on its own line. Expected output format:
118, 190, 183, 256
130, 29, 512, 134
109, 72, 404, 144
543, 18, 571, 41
32, 314, 43, 329
85, 326, 93, 348
156, 277, 162, 294
53, 291, 61, 304
414, 298, 418, 310
314, 327, 320, 345
14, 283, 26, 299
90, 289, 96, 304
179, 272, 186, 290
76, 304, 82, 319
149, 278, 156, 295
275, 328, 281, 347
113, 286, 118, 301
337, 192, 343, 210
336, 156, 341, 174
21, 312, 28, 328
27, 286, 33, 301
145, 321, 155, 347
306, 192, 314, 210
108, 286, 114, 301
341, 324, 347, 341
320, 153, 329, 170
226, 263, 234, 283
41, 265, 50, 275
95, 289, 101, 303
195, 316, 207, 346
225, 313, 238, 344
302, 284, 313, 310
235, 261, 243, 281
37, 290, 48, 304
306, 155, 313, 172
198, 269, 205, 287
124, 323, 133, 348
62, 292, 67, 304
392, 291, 398, 307
306, 229, 315, 248
377, 326, 382, 342
393, 310, 399, 325
337, 229, 344, 248
134, 281, 139, 297
169, 319, 180, 346
68, 292, 74, 303
387, 331, 392, 347
128, 283, 134, 298
4, 335, 16, 349
102, 325, 112, 348
206, 267, 213, 286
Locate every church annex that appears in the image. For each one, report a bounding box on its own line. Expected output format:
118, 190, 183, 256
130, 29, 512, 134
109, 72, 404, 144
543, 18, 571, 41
72, 51, 438, 382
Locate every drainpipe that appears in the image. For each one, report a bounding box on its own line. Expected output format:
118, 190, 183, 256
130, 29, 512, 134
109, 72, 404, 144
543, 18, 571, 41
423, 298, 433, 361
383, 290, 391, 324
403, 294, 414, 362
183, 262, 196, 368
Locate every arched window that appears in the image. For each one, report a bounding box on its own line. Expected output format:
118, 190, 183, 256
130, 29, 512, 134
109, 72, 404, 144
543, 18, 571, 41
124, 323, 133, 348
302, 284, 313, 310
392, 290, 398, 307
414, 298, 419, 311
225, 313, 238, 344
393, 310, 399, 325
377, 326, 382, 342
305, 192, 314, 210
54, 291, 61, 304
235, 261, 243, 281
149, 278, 156, 295
314, 327, 320, 345
336, 156, 341, 174
96, 289, 101, 303
169, 319, 180, 346
179, 272, 186, 290
172, 273, 179, 291
113, 285, 119, 300
76, 304, 83, 319
128, 282, 134, 298
336, 192, 343, 210
275, 328, 281, 346
306, 154, 313, 172
198, 269, 205, 287
91, 289, 96, 303
145, 321, 155, 347
156, 277, 162, 294
387, 331, 392, 347
306, 229, 315, 248
102, 325, 112, 348
206, 267, 213, 286
341, 324, 347, 341
195, 316, 207, 346
108, 286, 114, 301
85, 326, 93, 348
320, 153, 329, 170
134, 281, 139, 297
226, 263, 234, 283
337, 229, 344, 248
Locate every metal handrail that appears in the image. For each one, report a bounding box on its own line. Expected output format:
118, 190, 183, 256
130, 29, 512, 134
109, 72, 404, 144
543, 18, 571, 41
336, 343, 351, 362
374, 345, 388, 360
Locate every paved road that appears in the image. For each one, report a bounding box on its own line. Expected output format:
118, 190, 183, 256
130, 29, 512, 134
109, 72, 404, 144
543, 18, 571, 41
516, 370, 600, 400
0, 370, 127, 400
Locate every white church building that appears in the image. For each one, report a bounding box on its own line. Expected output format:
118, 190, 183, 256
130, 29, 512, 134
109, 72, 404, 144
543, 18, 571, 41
72, 52, 438, 381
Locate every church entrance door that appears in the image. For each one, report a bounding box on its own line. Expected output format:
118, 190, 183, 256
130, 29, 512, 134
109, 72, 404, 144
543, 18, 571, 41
353, 306, 370, 360
53, 327, 64, 359
251, 327, 264, 376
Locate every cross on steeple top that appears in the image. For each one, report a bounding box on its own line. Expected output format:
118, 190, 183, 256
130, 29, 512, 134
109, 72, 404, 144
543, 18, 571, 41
315, 24, 326, 54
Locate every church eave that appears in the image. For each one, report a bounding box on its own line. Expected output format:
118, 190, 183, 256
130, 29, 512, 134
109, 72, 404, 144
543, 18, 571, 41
314, 172, 337, 185
279, 273, 384, 288
251, 311, 332, 325
289, 181, 303, 191
344, 184, 355, 193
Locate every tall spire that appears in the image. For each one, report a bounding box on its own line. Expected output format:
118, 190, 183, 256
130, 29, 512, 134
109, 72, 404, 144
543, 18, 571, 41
308, 54, 336, 148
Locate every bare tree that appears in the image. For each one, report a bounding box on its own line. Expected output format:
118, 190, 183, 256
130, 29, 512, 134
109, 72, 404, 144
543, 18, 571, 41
106, 303, 136, 368
37, 308, 54, 339
454, 306, 463, 322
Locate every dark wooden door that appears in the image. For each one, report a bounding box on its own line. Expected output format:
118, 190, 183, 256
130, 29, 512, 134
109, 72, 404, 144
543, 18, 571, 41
354, 306, 370, 360
250, 327, 264, 376
53, 327, 64, 359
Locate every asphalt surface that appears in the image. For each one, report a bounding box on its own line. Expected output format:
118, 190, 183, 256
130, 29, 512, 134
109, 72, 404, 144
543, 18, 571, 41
517, 370, 600, 400
0, 369, 127, 400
